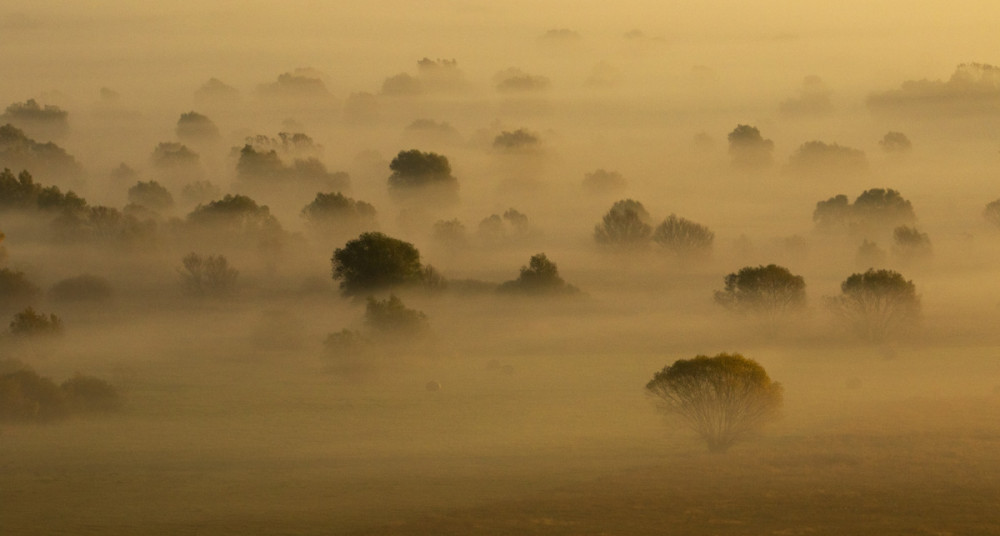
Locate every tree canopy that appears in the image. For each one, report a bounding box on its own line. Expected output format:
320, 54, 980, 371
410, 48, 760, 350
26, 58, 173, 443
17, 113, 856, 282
498, 253, 578, 295
331, 232, 426, 295
714, 264, 806, 321
646, 352, 783, 451
387, 149, 458, 200
652, 214, 714, 257
594, 199, 652, 247
826, 268, 920, 341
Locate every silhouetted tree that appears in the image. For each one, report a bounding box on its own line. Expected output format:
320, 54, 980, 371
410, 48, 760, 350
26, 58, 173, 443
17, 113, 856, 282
431, 218, 467, 247
150, 142, 199, 169
364, 294, 429, 336
728, 124, 774, 168
786, 141, 867, 177
646, 352, 783, 452
0, 124, 82, 179
0, 168, 85, 213
813, 188, 916, 233
493, 129, 540, 151
176, 111, 220, 143
301, 192, 376, 231
127, 180, 174, 211
826, 269, 920, 341
653, 214, 714, 258
9, 307, 62, 337
187, 194, 284, 243
494, 68, 551, 92
48, 275, 113, 303
892, 225, 932, 261
582, 168, 626, 194
498, 253, 579, 295
714, 264, 806, 321
855, 239, 887, 268
983, 199, 1000, 229
387, 149, 458, 202
880, 131, 912, 153
331, 232, 425, 296
0, 368, 68, 421
1, 99, 69, 140
594, 199, 652, 247
179, 253, 239, 297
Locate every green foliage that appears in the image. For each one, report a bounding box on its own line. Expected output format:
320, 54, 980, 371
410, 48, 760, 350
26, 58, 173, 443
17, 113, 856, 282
331, 232, 425, 295
652, 214, 714, 257
646, 353, 783, 452
498, 253, 578, 295
179, 253, 239, 297
48, 275, 113, 302
364, 294, 429, 335
826, 268, 920, 342
594, 199, 652, 247
714, 264, 806, 319
9, 307, 62, 337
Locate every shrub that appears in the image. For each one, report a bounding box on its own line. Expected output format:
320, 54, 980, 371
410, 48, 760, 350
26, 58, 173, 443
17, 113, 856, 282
9, 307, 62, 337
364, 295, 429, 336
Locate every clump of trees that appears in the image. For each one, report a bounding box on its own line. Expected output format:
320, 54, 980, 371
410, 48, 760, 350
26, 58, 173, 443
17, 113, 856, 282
582, 169, 626, 194
714, 264, 806, 322
813, 188, 916, 233
127, 180, 174, 212
176, 111, 220, 143
786, 141, 868, 177
498, 253, 579, 295
0, 168, 86, 213
331, 232, 432, 296
364, 294, 430, 336
178, 253, 239, 297
8, 307, 62, 337
879, 132, 912, 153
493, 129, 540, 151
892, 225, 932, 262
300, 192, 377, 233
728, 124, 774, 169
826, 269, 920, 342
0, 366, 122, 422
477, 208, 535, 245
594, 199, 652, 248
1, 99, 69, 140
186, 194, 285, 249
0, 267, 41, 313
646, 352, 783, 452
493, 68, 551, 93
0, 124, 83, 179
867, 63, 1000, 115
236, 144, 348, 192
387, 149, 458, 203
48, 275, 113, 303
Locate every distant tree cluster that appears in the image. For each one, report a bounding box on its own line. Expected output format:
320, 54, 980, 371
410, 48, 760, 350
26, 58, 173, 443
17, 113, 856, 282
1, 99, 69, 139
0, 364, 121, 422
176, 111, 220, 143
0, 124, 83, 179
178, 253, 239, 297
477, 208, 535, 245
786, 141, 868, 177
387, 149, 458, 203
868, 63, 1000, 115
493, 68, 551, 93
594, 199, 714, 257
301, 192, 377, 233
498, 253, 578, 295
728, 124, 774, 169
813, 188, 916, 233
493, 129, 540, 151
236, 144, 348, 192
381, 58, 467, 96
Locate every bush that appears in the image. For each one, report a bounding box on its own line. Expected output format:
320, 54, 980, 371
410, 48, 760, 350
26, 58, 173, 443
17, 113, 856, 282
364, 295, 429, 336
179, 253, 238, 297
9, 307, 62, 337
48, 275, 113, 302
646, 353, 783, 452
60, 374, 123, 412
498, 253, 579, 295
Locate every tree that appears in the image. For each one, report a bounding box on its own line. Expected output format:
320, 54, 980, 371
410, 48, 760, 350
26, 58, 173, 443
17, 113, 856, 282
727, 124, 774, 168
127, 180, 174, 211
646, 353, 783, 452
9, 307, 62, 337
582, 168, 626, 194
594, 199, 652, 247
301, 192, 376, 230
880, 131, 912, 153
826, 269, 920, 342
714, 264, 806, 321
493, 129, 540, 151
387, 149, 458, 201
984, 199, 1000, 229
892, 225, 932, 261
498, 253, 579, 295
786, 141, 867, 177
364, 294, 429, 336
813, 188, 916, 233
331, 232, 425, 295
187, 194, 284, 242
653, 214, 714, 258
60, 374, 122, 412
178, 253, 239, 297
176, 111, 220, 143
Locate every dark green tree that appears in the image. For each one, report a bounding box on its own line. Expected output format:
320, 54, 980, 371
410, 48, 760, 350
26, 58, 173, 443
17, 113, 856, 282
646, 353, 783, 452
331, 232, 425, 295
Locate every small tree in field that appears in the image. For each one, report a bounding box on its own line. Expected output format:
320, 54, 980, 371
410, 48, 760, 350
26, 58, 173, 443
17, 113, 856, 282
826, 268, 920, 342
652, 214, 714, 258
331, 232, 426, 296
646, 353, 783, 452
714, 264, 806, 323
594, 199, 652, 248
498, 253, 579, 295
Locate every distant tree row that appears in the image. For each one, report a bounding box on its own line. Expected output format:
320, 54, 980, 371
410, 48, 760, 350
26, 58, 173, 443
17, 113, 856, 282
594, 199, 714, 257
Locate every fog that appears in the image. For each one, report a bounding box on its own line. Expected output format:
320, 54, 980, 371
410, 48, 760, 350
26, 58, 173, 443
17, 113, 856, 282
2, 2, 1000, 534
